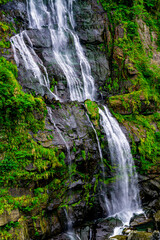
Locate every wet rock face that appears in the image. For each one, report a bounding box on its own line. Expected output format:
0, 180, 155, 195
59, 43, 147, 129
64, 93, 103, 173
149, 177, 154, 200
0, 0, 27, 31
35, 102, 108, 233
0, 0, 28, 62
75, 0, 110, 99
139, 175, 160, 216
6, 0, 109, 100
127, 231, 152, 240
0, 209, 20, 227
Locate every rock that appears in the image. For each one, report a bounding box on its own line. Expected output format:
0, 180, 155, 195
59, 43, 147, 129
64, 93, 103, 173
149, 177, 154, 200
110, 236, 127, 240
154, 211, 160, 229
128, 231, 152, 240
69, 180, 83, 190
25, 163, 38, 172
113, 47, 124, 70
51, 215, 62, 235
7, 222, 30, 240
125, 57, 138, 76
47, 199, 61, 211
95, 217, 123, 239
115, 25, 124, 39
123, 228, 132, 235
137, 19, 160, 66
75, 0, 105, 43
139, 176, 160, 213
0, 209, 20, 227
9, 188, 32, 197
151, 231, 160, 240
130, 213, 152, 229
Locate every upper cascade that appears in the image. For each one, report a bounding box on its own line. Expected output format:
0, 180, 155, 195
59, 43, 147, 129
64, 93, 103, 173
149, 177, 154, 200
12, 0, 96, 102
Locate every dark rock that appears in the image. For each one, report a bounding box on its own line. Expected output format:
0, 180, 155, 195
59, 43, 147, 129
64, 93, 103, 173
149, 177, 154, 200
115, 25, 125, 39
0, 209, 20, 227
50, 215, 62, 235
95, 217, 123, 239
9, 188, 32, 197
129, 213, 154, 232
25, 163, 38, 172
151, 231, 160, 240
139, 175, 160, 213
110, 236, 127, 240
69, 180, 84, 190
154, 211, 160, 230
47, 199, 61, 212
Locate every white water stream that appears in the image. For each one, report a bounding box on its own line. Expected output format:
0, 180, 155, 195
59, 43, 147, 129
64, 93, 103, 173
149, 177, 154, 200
11, 0, 142, 238
99, 106, 142, 236
27, 0, 95, 102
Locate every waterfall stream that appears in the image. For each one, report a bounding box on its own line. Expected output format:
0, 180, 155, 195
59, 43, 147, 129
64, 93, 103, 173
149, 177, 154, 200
99, 106, 142, 236
11, 0, 142, 238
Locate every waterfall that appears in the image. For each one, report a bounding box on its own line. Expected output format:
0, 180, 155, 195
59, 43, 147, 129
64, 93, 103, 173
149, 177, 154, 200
11, 30, 59, 100
99, 106, 142, 234
11, 0, 142, 238
26, 0, 96, 101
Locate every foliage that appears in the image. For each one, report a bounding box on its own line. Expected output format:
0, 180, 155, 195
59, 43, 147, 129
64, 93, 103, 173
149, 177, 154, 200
50, 77, 57, 92
110, 110, 160, 173
0, 0, 12, 4
0, 20, 15, 52
99, 0, 160, 173
99, 0, 160, 99
85, 99, 100, 126
0, 58, 46, 131
0, 57, 68, 238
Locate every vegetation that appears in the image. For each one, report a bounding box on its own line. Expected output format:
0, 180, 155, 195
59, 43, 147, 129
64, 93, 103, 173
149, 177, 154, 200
85, 99, 100, 127
0, 20, 16, 53
0, 0, 12, 4
99, 0, 160, 173
0, 56, 68, 237
0, 0, 160, 238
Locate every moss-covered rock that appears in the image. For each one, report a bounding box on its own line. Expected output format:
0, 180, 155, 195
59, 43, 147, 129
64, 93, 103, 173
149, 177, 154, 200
127, 231, 152, 240
0, 209, 20, 227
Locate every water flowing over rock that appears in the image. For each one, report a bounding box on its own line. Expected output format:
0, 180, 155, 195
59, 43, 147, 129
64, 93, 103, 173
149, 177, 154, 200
9, 0, 143, 239
99, 106, 141, 216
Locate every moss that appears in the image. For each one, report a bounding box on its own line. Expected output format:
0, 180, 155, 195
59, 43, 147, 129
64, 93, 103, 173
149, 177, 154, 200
100, 0, 160, 105
110, 110, 160, 173
85, 100, 100, 127
50, 78, 57, 92
0, 56, 69, 237
0, 0, 12, 4
81, 150, 86, 160
0, 20, 16, 54
99, 0, 160, 174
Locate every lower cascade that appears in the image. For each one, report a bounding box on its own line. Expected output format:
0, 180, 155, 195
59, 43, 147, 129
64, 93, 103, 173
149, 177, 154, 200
99, 106, 142, 236
10, 0, 143, 238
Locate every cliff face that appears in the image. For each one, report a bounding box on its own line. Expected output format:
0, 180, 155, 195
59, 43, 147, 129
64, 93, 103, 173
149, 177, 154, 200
0, 0, 160, 239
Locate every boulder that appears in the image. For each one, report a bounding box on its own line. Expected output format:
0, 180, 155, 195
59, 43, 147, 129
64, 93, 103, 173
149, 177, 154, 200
130, 213, 153, 230
95, 217, 123, 239
128, 231, 152, 240
151, 231, 160, 240
110, 236, 127, 240
0, 209, 20, 227
154, 211, 160, 229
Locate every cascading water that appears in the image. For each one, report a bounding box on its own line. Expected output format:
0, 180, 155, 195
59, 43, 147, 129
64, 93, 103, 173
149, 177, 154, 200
11, 0, 142, 238
99, 106, 142, 236
11, 30, 59, 100
25, 0, 96, 102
